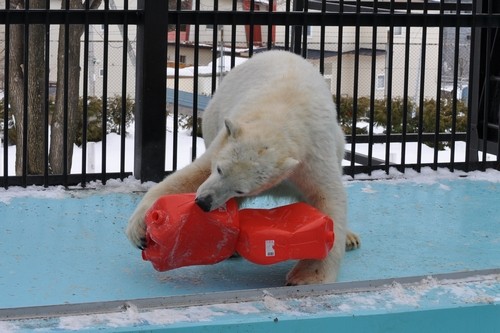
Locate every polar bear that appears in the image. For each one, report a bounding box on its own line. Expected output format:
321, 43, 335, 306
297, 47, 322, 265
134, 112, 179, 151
126, 50, 359, 285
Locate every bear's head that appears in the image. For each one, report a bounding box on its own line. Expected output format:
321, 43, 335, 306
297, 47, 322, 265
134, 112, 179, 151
195, 119, 299, 212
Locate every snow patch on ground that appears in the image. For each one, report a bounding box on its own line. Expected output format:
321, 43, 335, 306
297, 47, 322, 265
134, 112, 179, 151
3, 274, 499, 331
0, 175, 149, 204
57, 304, 223, 331
0, 322, 18, 333
1, 168, 498, 204
344, 166, 500, 184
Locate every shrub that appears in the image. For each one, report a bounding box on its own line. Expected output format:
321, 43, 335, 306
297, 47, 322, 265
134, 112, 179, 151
179, 114, 203, 138
75, 95, 135, 146
336, 94, 468, 150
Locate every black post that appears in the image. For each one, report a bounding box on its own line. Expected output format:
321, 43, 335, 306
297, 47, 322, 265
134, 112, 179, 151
468, 0, 483, 164
134, 0, 168, 182
292, 0, 304, 55
468, 0, 500, 166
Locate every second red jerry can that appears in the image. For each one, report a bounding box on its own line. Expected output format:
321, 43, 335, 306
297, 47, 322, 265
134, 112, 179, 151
142, 193, 240, 271
235, 202, 335, 265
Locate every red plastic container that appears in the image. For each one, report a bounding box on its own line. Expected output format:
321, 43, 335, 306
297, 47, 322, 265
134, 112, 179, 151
142, 193, 239, 271
236, 203, 334, 265
141, 194, 335, 272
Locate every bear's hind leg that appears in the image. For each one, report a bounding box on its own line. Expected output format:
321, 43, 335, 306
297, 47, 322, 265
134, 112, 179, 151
286, 209, 347, 285
286, 168, 349, 285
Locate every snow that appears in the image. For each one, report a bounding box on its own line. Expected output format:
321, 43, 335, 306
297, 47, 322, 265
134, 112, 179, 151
1, 112, 498, 193
1, 99, 497, 182
167, 56, 248, 77
343, 165, 500, 184
212, 302, 260, 315
348, 121, 496, 166
351, 140, 496, 165
0, 115, 206, 177
262, 290, 295, 314
0, 164, 497, 203
57, 304, 222, 331
3, 273, 498, 331
0, 322, 17, 333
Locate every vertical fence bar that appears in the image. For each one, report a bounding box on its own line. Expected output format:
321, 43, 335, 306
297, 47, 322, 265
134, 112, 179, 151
3, 0, 11, 188
350, 1, 361, 178
433, 2, 445, 170
172, 0, 181, 172
230, 0, 237, 67
466, 0, 480, 169
284, 0, 291, 50
400, 0, 412, 173
191, 0, 201, 162
22, 0, 30, 187
119, 0, 129, 180
248, 0, 255, 56
292, 0, 303, 55
480, 0, 492, 169
416, 0, 428, 172
384, 0, 395, 174
496, 0, 500, 166
210, 0, 218, 94
367, 0, 378, 176
267, 0, 274, 50
81, 1, 90, 186
101, 0, 109, 184
134, 0, 168, 182
318, 0, 326, 75
335, 0, 344, 120
449, 0, 462, 172
301, 0, 308, 59
496, 0, 500, 164
62, 0, 70, 187
43, 0, 50, 187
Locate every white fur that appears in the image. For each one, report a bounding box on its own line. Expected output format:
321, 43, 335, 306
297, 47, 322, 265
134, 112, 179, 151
126, 51, 359, 285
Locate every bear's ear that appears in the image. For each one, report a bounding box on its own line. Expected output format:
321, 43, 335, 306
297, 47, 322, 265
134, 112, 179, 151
224, 119, 240, 138
281, 157, 300, 171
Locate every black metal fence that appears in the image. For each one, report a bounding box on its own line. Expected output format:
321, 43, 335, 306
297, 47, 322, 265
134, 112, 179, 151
0, 0, 499, 189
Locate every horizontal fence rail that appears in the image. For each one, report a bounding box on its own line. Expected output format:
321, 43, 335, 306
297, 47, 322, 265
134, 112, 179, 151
0, 0, 499, 189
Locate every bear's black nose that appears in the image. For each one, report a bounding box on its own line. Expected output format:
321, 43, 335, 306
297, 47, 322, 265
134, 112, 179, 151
195, 195, 212, 212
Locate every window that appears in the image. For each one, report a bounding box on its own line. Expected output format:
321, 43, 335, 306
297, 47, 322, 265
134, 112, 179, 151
376, 74, 385, 89
393, 26, 402, 36
179, 55, 187, 63
99, 68, 104, 77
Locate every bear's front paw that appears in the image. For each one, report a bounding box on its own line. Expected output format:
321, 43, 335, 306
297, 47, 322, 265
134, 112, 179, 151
126, 206, 148, 249
286, 259, 335, 286
346, 231, 361, 251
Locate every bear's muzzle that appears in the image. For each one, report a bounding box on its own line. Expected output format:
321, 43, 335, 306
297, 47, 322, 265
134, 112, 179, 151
195, 195, 213, 212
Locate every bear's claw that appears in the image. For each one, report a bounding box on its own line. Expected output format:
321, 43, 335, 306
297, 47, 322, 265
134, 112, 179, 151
346, 231, 361, 251
137, 238, 147, 250
126, 214, 148, 250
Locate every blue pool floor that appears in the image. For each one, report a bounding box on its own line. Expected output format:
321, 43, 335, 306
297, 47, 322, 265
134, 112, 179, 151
0, 173, 499, 331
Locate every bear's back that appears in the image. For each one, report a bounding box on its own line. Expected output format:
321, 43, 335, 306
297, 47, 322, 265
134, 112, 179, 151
202, 51, 338, 146
216, 51, 330, 108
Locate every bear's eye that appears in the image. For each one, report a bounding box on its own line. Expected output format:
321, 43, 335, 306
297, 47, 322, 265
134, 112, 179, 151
216, 166, 223, 175
235, 190, 244, 195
